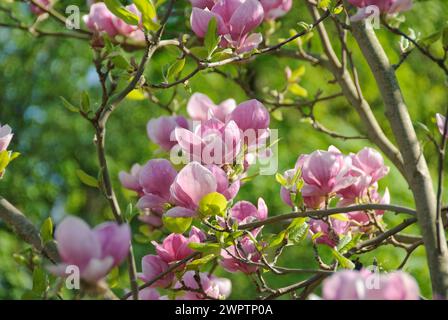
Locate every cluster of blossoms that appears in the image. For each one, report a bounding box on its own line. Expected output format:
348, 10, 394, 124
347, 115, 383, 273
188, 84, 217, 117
138, 228, 231, 300
348, 0, 413, 21
48, 217, 131, 284
120, 93, 271, 227
322, 269, 420, 300
83, 3, 145, 42
190, 0, 292, 53
279, 146, 390, 247
117, 93, 272, 298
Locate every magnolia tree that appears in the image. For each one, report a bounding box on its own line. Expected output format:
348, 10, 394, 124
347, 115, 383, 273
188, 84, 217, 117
0, 0, 448, 300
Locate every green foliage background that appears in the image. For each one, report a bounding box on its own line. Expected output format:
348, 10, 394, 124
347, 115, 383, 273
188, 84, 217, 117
0, 0, 447, 299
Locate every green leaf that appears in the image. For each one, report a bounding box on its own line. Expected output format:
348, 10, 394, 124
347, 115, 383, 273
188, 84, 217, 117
332, 5, 343, 14
166, 58, 186, 80
125, 203, 138, 222
162, 215, 192, 234
76, 169, 99, 188
338, 233, 361, 254
126, 89, 146, 100
13, 253, 28, 266
275, 172, 287, 186
9, 152, 20, 162
134, 233, 151, 244
32, 267, 48, 295
105, 0, 140, 25
330, 213, 350, 222
289, 66, 306, 82
271, 109, 283, 121
442, 26, 448, 49
420, 31, 442, 47
0, 150, 10, 172
311, 231, 323, 241
293, 191, 304, 208
288, 83, 308, 97
60, 96, 79, 112
188, 242, 221, 255
40, 217, 53, 243
133, 0, 160, 30
204, 17, 220, 59
336, 234, 352, 252
318, 0, 332, 9
287, 218, 309, 245
198, 192, 228, 218
268, 230, 287, 248
186, 254, 216, 270
331, 249, 355, 269
110, 54, 132, 70
80, 91, 90, 113
189, 47, 209, 60
108, 267, 120, 288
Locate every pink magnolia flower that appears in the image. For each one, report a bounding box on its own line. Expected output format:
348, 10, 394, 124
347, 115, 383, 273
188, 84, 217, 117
350, 147, 389, 184
230, 198, 268, 224
309, 217, 350, 247
84, 3, 119, 37
189, 226, 208, 242
112, 4, 145, 41
300, 147, 354, 202
187, 93, 236, 122
136, 159, 177, 227
211, 276, 232, 298
280, 169, 297, 207
229, 99, 270, 152
174, 271, 232, 300
176, 119, 241, 166
230, 99, 270, 132
0, 124, 13, 152
48, 217, 130, 283
349, 0, 413, 21
190, 0, 264, 53
259, 0, 292, 20
303, 195, 327, 210
169, 162, 219, 215
152, 230, 203, 264
343, 188, 390, 224
130, 287, 161, 300
30, 0, 52, 15
337, 175, 372, 201
139, 159, 177, 201
189, 0, 217, 9
83, 3, 145, 41
323, 269, 420, 300
436, 113, 448, 137
220, 237, 260, 274
147, 116, 189, 151
119, 163, 143, 195
140, 254, 174, 288
175, 118, 241, 165
207, 165, 240, 200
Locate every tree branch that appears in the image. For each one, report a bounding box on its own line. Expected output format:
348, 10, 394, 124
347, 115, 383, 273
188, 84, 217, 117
0, 196, 59, 263
239, 203, 416, 231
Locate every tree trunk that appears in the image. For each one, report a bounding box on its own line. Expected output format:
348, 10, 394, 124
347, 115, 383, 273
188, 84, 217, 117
351, 21, 448, 298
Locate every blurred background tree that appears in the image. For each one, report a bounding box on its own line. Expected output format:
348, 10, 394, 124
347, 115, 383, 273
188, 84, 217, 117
0, 0, 447, 299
